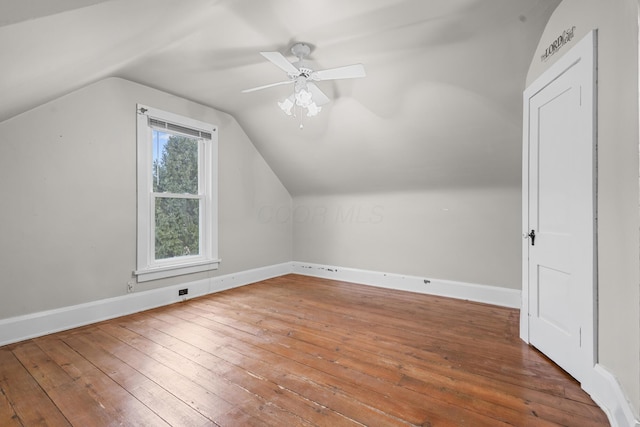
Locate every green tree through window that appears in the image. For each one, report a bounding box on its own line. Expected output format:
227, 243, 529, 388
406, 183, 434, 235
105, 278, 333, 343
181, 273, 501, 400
153, 132, 200, 260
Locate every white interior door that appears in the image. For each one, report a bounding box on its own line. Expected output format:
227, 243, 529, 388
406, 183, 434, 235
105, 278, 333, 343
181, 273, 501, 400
522, 31, 596, 383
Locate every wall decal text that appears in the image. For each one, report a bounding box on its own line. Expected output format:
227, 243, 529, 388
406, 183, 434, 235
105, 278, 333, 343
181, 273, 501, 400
541, 26, 576, 62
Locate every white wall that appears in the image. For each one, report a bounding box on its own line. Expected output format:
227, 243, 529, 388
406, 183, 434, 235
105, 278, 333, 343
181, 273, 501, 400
527, 0, 640, 417
292, 187, 521, 289
0, 77, 292, 320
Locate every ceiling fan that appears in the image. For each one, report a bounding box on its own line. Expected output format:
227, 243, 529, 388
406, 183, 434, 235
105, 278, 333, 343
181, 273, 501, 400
242, 43, 366, 119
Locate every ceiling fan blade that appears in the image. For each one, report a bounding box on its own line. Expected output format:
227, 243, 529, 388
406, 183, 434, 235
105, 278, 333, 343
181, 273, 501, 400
241, 80, 292, 93
312, 63, 366, 81
260, 51, 300, 75
307, 82, 330, 106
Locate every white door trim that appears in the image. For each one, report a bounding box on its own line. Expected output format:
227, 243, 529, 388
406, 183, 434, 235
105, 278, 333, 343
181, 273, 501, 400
521, 30, 597, 385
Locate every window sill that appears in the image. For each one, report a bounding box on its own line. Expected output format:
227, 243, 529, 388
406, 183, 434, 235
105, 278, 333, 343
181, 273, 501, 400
134, 259, 221, 282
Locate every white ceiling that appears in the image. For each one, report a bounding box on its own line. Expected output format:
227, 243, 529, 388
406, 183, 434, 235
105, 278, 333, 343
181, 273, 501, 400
0, 0, 559, 196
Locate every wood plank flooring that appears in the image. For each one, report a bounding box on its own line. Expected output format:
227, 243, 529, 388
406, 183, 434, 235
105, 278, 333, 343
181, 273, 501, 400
0, 274, 609, 426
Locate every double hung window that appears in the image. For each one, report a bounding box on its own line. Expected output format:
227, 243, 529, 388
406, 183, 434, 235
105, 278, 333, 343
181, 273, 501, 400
135, 105, 219, 282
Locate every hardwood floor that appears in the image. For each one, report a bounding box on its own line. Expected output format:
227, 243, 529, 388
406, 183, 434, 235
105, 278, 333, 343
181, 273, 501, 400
0, 274, 609, 426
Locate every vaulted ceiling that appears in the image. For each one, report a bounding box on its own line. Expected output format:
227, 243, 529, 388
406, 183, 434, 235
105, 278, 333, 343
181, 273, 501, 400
0, 0, 559, 196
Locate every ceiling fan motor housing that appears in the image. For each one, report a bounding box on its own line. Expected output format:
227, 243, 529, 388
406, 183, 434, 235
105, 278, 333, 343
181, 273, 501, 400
297, 67, 313, 78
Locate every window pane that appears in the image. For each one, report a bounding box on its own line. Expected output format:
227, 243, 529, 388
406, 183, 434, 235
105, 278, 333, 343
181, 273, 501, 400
155, 197, 200, 260
152, 130, 199, 194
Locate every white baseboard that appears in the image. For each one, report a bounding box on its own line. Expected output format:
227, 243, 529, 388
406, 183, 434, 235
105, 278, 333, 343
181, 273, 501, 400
291, 261, 521, 308
587, 364, 640, 427
0, 261, 522, 347
0, 262, 292, 347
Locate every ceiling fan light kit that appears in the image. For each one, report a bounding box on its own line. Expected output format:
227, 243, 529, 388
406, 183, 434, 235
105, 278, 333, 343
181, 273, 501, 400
242, 42, 366, 126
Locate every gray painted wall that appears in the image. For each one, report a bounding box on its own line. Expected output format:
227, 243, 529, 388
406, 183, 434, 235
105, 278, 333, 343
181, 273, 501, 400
293, 188, 521, 289
527, 0, 640, 416
0, 77, 292, 319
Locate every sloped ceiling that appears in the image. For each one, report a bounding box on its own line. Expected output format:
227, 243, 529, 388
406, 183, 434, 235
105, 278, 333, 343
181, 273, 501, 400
0, 0, 559, 196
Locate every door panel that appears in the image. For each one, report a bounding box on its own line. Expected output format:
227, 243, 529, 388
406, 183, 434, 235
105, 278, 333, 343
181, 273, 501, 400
537, 88, 572, 235
537, 265, 572, 335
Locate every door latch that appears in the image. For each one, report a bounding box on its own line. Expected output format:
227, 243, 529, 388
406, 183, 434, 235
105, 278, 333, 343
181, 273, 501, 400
527, 229, 536, 246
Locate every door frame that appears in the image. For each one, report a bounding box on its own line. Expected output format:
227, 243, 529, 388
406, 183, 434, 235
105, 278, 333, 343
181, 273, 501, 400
520, 30, 597, 384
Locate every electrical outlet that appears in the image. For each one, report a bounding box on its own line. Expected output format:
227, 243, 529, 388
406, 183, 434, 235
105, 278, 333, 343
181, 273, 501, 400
127, 281, 135, 293
178, 288, 188, 296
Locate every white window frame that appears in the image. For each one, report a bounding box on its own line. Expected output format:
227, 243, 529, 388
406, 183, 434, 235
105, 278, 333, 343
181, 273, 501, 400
134, 104, 219, 282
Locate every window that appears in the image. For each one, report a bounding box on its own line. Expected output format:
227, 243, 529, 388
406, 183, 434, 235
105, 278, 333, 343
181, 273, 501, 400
135, 104, 219, 282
